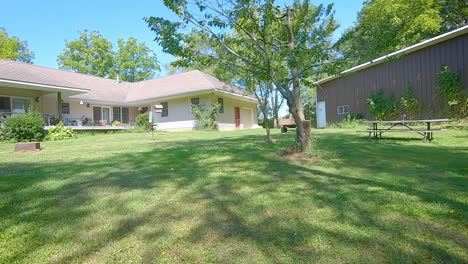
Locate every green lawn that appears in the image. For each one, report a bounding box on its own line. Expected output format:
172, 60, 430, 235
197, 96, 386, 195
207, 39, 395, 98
0, 129, 467, 263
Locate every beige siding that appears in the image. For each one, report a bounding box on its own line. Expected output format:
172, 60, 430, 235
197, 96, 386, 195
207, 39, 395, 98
151, 94, 258, 130
217, 96, 258, 130
0, 87, 45, 112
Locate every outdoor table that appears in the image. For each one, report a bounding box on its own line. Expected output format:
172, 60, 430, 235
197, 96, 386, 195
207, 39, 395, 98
359, 119, 448, 142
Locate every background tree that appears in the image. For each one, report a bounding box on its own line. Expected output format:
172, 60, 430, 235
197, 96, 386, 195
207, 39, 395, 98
164, 31, 284, 136
337, 0, 468, 68
111, 37, 160, 82
145, 0, 337, 152
57, 30, 114, 77
0, 28, 34, 63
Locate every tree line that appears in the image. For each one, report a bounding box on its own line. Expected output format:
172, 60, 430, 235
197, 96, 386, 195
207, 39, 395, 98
1, 29, 160, 82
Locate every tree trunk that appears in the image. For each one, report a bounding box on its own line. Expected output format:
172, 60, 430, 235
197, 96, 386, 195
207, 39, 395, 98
286, 87, 311, 152
262, 107, 273, 143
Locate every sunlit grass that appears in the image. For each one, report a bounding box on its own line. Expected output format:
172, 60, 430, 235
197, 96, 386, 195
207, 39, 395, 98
0, 128, 467, 263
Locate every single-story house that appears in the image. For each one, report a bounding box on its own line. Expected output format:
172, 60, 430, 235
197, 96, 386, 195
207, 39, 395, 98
314, 25, 468, 128
0, 59, 260, 130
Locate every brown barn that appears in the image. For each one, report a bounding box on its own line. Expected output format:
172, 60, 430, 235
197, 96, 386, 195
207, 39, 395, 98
314, 25, 468, 128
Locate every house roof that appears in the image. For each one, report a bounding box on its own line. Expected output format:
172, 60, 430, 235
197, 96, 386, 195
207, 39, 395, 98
315, 24, 468, 85
0, 59, 255, 103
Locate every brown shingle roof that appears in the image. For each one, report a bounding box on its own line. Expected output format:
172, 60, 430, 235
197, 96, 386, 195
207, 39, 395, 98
0, 59, 255, 103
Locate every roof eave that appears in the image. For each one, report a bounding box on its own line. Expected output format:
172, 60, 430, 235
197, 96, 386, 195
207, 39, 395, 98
314, 25, 468, 85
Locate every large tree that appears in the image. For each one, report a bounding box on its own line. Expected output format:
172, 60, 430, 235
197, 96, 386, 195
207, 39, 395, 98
57, 30, 114, 77
145, 0, 337, 152
337, 0, 468, 67
0, 28, 34, 63
111, 37, 160, 82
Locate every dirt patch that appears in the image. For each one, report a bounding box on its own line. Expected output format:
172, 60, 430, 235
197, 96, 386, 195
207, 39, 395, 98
279, 145, 320, 162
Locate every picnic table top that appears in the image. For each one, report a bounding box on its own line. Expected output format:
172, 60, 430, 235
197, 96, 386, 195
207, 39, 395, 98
363, 119, 449, 124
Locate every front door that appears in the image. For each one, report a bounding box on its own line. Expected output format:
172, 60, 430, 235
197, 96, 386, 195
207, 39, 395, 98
234, 107, 240, 128
102, 107, 111, 125
317, 101, 326, 128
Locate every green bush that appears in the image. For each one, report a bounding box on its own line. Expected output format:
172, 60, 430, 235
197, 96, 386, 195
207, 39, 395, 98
135, 112, 150, 131
1, 112, 45, 142
45, 122, 77, 141
329, 113, 365, 128
367, 89, 399, 120
436, 66, 467, 118
111, 120, 121, 126
400, 86, 422, 119
192, 103, 221, 130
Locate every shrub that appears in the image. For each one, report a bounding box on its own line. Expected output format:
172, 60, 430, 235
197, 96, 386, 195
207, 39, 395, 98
367, 89, 399, 120
400, 86, 422, 119
135, 112, 150, 131
436, 66, 467, 118
329, 113, 365, 128
111, 120, 121, 126
1, 112, 45, 142
192, 103, 221, 130
45, 122, 77, 141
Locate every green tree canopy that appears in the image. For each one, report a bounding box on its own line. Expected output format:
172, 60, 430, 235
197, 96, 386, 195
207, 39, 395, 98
337, 0, 468, 68
0, 28, 34, 63
111, 37, 160, 82
145, 0, 337, 151
57, 30, 114, 77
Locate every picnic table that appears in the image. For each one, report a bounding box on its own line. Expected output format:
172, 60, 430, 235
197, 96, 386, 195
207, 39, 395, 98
358, 119, 448, 142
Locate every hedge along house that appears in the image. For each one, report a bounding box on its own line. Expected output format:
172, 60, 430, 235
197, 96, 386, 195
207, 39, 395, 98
0, 59, 259, 130
314, 25, 468, 128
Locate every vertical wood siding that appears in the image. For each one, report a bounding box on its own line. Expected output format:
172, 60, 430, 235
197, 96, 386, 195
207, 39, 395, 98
317, 34, 468, 123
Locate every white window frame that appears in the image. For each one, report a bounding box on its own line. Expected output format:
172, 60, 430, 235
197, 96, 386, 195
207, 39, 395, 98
0, 95, 33, 113
337, 105, 350, 115
92, 105, 113, 123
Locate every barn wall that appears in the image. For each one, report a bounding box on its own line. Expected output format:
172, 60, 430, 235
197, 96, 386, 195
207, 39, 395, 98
317, 34, 468, 123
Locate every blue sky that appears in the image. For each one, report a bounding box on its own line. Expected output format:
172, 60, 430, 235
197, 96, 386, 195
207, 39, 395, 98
1, 0, 363, 75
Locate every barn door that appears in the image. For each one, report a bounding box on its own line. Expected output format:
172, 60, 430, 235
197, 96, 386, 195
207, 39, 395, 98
317, 101, 326, 128
234, 107, 240, 128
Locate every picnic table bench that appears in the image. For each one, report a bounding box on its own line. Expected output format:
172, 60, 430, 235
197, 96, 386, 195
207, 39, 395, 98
357, 119, 448, 142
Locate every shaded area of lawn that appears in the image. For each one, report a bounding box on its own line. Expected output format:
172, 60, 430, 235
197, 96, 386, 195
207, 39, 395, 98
0, 129, 467, 263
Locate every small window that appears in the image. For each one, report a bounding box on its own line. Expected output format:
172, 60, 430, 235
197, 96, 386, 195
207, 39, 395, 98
62, 102, 70, 114
122, 107, 129, 123
0, 97, 11, 112
12, 98, 32, 113
218, 98, 224, 113
337, 105, 350, 115
161, 102, 168, 117
113, 107, 122, 122
191, 97, 199, 106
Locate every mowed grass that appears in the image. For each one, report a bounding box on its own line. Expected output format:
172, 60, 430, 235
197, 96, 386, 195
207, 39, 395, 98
0, 128, 467, 263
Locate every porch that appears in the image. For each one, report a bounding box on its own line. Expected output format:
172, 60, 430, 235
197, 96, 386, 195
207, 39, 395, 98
44, 125, 131, 131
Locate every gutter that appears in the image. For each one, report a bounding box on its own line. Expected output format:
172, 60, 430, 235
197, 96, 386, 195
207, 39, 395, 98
0, 78, 90, 93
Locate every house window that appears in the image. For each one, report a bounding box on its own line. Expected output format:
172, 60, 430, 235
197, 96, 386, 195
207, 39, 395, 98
12, 98, 32, 113
337, 105, 350, 115
122, 107, 129, 123
0, 97, 11, 113
218, 98, 224, 113
62, 102, 70, 114
191, 97, 199, 106
113, 107, 121, 122
161, 102, 168, 117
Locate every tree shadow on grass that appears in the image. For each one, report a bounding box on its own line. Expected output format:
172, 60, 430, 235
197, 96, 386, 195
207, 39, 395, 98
0, 131, 467, 263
